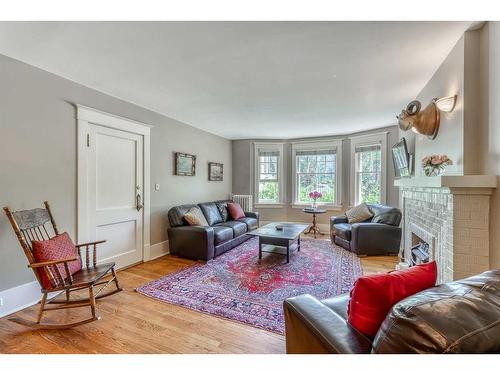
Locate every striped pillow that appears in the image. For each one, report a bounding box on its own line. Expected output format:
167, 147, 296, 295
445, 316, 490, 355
346, 203, 373, 223
183, 206, 209, 226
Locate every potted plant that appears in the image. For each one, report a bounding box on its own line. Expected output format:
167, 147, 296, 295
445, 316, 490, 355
421, 154, 453, 177
308, 191, 323, 209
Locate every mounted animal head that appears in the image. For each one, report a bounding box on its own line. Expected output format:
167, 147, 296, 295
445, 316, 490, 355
397, 99, 440, 140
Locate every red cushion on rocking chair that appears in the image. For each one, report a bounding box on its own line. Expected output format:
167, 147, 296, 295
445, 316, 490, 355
32, 232, 82, 289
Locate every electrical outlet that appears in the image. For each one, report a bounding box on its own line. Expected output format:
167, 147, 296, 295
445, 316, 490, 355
155, 183, 160, 191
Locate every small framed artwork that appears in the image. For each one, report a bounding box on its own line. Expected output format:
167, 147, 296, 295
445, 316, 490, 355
175, 152, 196, 176
208, 162, 223, 181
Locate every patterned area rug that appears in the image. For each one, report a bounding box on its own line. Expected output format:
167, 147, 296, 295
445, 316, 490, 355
136, 237, 362, 334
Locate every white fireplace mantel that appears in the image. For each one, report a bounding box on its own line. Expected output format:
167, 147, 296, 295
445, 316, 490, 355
395, 174, 496, 283
394, 175, 497, 189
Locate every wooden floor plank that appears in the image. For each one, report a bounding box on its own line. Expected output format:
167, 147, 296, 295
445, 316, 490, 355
0, 235, 397, 353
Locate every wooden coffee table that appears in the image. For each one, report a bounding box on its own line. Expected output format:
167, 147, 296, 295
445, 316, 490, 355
248, 222, 309, 263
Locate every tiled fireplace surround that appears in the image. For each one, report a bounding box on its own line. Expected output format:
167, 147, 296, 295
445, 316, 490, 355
397, 177, 496, 284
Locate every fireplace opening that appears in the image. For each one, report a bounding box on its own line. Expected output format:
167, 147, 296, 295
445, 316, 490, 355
410, 233, 430, 266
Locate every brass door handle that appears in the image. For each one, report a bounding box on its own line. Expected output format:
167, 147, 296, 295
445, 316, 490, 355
136, 193, 143, 211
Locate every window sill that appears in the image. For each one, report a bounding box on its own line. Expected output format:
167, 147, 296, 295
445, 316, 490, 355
291, 203, 343, 212
254, 204, 284, 209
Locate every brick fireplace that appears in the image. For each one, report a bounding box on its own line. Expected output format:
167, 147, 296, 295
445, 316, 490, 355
395, 176, 496, 284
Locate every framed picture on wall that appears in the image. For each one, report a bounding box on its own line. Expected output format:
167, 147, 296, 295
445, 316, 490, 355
175, 152, 196, 176
208, 162, 223, 181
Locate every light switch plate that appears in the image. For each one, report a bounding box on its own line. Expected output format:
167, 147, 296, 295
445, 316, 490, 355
155, 183, 160, 191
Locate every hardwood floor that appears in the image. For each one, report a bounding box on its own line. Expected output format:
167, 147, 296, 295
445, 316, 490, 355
0, 235, 397, 354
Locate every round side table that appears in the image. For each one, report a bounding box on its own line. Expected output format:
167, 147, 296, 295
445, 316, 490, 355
302, 208, 327, 239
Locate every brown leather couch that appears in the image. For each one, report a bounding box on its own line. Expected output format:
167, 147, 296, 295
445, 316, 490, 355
330, 204, 401, 255
167, 200, 259, 261
284, 269, 500, 353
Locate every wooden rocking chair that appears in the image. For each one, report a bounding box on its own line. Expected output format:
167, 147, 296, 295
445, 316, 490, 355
3, 201, 123, 329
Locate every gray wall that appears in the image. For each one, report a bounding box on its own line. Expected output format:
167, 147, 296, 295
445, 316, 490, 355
399, 23, 500, 269
401, 30, 485, 176
232, 125, 400, 226
0, 54, 232, 291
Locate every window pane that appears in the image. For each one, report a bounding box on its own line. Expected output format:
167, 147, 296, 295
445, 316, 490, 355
295, 152, 336, 204
297, 173, 335, 203
359, 149, 381, 172
258, 181, 278, 203
358, 172, 381, 204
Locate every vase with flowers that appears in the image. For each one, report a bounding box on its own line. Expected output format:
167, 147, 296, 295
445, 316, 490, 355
308, 191, 323, 209
422, 154, 453, 177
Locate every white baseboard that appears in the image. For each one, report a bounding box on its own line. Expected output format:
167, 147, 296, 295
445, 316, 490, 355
0, 241, 169, 318
149, 240, 170, 260
0, 280, 59, 318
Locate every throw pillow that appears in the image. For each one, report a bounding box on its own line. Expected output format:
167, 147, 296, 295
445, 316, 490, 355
346, 203, 373, 223
227, 202, 246, 220
347, 261, 437, 338
183, 206, 209, 226
32, 232, 82, 289
215, 201, 229, 221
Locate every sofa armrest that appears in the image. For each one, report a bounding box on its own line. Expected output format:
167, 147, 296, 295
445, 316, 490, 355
330, 215, 348, 225
167, 226, 215, 260
351, 223, 401, 255
284, 294, 373, 354
244, 211, 259, 220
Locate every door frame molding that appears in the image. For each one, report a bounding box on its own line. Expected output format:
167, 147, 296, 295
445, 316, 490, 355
76, 104, 153, 262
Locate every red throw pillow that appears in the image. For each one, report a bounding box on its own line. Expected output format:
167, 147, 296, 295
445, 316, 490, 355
32, 232, 82, 289
227, 202, 246, 220
347, 261, 437, 338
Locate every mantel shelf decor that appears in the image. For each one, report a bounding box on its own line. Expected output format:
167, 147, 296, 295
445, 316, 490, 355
421, 154, 453, 177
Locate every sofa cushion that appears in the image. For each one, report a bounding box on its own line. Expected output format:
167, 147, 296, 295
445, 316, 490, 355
347, 261, 437, 338
199, 202, 223, 226
183, 206, 209, 226
227, 202, 246, 220
215, 200, 230, 221
237, 217, 258, 231
333, 223, 352, 241
212, 226, 233, 245
32, 232, 82, 289
346, 203, 373, 224
369, 204, 402, 226
216, 221, 247, 237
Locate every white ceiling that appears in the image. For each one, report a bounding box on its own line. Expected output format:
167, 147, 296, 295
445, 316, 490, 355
0, 21, 471, 139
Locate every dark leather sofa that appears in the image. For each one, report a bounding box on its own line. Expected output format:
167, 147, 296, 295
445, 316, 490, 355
284, 269, 500, 353
167, 200, 259, 261
330, 204, 402, 255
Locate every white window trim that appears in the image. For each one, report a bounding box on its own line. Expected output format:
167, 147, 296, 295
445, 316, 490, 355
291, 140, 343, 209
349, 132, 387, 206
253, 142, 285, 208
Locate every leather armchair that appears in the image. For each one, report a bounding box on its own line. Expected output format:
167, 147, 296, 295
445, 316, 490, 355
330, 204, 402, 255
284, 270, 500, 353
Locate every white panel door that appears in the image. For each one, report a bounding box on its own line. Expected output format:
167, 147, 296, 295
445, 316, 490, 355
87, 124, 144, 269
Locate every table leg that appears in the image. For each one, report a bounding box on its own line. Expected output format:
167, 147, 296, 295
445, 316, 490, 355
298, 236, 301, 252
286, 242, 290, 263
258, 237, 262, 260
